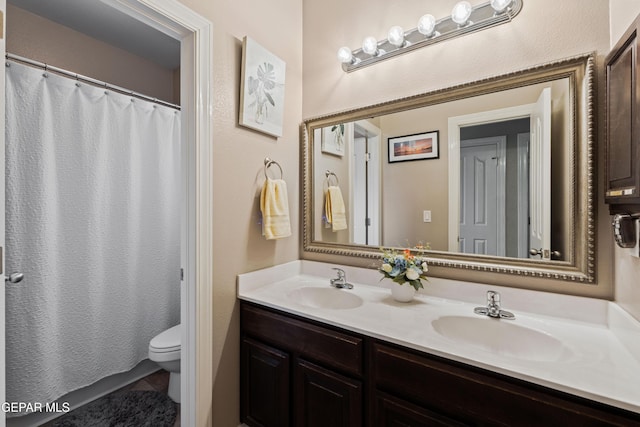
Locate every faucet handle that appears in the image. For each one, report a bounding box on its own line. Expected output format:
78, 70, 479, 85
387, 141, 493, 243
332, 267, 345, 279
487, 290, 500, 305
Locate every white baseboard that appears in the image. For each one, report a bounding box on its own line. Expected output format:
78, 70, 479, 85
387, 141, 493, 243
7, 359, 160, 427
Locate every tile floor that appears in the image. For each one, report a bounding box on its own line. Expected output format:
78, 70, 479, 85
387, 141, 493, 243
42, 370, 180, 427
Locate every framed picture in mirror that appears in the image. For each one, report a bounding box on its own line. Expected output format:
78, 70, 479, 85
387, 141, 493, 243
321, 123, 346, 156
388, 131, 439, 163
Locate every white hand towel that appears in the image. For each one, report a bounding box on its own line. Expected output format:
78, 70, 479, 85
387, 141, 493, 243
260, 178, 292, 240
325, 185, 347, 231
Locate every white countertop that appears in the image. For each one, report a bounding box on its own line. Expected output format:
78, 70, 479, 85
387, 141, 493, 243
237, 260, 640, 414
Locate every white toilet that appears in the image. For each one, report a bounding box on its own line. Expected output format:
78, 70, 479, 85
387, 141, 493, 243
149, 324, 181, 403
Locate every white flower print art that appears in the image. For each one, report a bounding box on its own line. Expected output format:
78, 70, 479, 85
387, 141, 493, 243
239, 36, 287, 137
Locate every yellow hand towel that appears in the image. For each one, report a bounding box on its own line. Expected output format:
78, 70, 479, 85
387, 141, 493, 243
325, 185, 347, 231
260, 178, 292, 240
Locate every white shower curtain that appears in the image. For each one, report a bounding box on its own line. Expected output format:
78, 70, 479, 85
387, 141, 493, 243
5, 60, 181, 404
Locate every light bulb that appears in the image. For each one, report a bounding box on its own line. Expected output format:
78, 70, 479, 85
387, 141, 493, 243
490, 0, 513, 13
451, 1, 472, 26
337, 46, 353, 64
387, 25, 405, 48
418, 14, 436, 37
362, 36, 379, 56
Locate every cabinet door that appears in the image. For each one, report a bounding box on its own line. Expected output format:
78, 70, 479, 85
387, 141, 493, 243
241, 338, 290, 427
606, 19, 640, 207
294, 359, 362, 427
374, 392, 467, 427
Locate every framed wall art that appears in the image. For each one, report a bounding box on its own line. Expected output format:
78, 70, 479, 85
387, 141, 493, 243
388, 131, 439, 163
239, 36, 286, 137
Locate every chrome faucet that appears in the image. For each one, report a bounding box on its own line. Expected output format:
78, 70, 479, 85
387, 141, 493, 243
330, 268, 353, 289
474, 291, 515, 320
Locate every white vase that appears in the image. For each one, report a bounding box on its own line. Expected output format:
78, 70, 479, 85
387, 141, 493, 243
391, 284, 416, 302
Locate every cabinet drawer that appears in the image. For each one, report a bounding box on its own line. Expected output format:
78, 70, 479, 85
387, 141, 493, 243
294, 359, 362, 427
372, 341, 640, 426
241, 302, 363, 376
374, 391, 467, 427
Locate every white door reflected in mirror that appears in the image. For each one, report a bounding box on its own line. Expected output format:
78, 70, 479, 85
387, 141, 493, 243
529, 88, 552, 260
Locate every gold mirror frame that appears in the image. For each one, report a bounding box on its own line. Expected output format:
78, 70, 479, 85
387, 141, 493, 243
301, 54, 595, 284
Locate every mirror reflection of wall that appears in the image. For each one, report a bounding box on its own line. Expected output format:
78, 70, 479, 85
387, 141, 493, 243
312, 77, 571, 262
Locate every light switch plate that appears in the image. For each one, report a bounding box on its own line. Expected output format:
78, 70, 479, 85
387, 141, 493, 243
423, 210, 432, 223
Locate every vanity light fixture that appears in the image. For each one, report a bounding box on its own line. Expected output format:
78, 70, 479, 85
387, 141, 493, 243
362, 36, 381, 56
417, 14, 437, 37
338, 0, 522, 72
387, 26, 406, 48
490, 0, 514, 13
451, 1, 473, 26
337, 46, 355, 64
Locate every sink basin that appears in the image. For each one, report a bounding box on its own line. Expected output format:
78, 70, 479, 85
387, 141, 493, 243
431, 315, 573, 362
287, 287, 363, 310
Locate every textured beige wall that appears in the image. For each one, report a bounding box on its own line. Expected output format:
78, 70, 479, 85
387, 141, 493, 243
610, 2, 640, 320
303, 0, 609, 118
176, 0, 302, 425
610, 0, 640, 46
303, 0, 613, 298
6, 5, 176, 104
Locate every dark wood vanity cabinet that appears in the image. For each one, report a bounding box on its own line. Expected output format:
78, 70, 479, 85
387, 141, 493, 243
240, 301, 640, 426
606, 13, 640, 212
371, 341, 640, 427
241, 302, 363, 427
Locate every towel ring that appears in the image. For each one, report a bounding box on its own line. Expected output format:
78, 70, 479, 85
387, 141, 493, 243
264, 157, 283, 179
325, 170, 339, 186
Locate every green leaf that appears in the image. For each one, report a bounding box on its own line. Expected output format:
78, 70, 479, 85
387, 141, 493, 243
265, 92, 275, 107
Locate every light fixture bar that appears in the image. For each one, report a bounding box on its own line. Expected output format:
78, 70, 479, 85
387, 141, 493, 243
341, 0, 522, 72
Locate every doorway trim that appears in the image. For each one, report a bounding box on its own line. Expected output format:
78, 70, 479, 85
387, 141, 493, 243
349, 120, 382, 246
516, 133, 530, 258
448, 104, 533, 252
99, 1, 213, 426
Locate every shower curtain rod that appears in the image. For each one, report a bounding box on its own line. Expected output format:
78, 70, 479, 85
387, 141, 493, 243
6, 53, 181, 111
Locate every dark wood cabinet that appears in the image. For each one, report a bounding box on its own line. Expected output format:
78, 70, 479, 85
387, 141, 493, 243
240, 301, 640, 427
294, 359, 362, 427
606, 12, 640, 213
241, 338, 290, 427
371, 341, 640, 427
240, 302, 364, 427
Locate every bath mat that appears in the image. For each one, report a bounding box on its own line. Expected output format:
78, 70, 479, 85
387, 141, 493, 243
51, 390, 177, 427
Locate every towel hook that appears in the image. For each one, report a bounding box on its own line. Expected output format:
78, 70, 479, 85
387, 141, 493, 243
325, 170, 339, 186
264, 157, 283, 180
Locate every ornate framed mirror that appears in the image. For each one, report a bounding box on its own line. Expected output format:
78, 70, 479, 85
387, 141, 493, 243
302, 54, 595, 284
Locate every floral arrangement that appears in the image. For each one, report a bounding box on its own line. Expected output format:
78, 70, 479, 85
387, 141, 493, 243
379, 248, 429, 291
